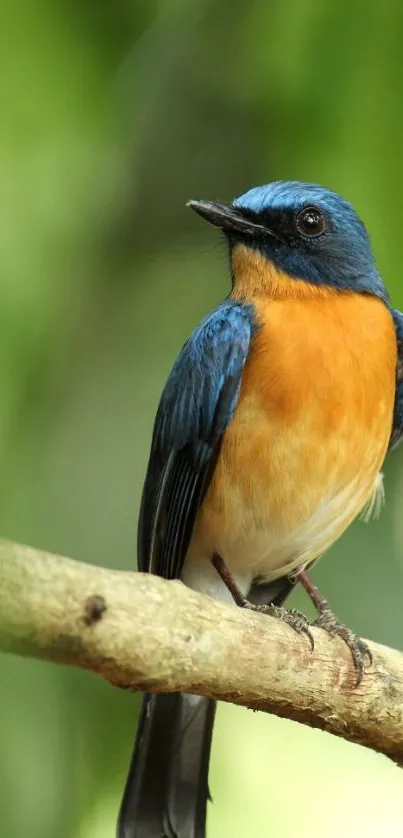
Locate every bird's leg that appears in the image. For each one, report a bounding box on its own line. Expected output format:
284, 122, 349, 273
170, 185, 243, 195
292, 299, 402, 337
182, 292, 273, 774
212, 554, 314, 649
297, 570, 372, 685
211, 553, 248, 606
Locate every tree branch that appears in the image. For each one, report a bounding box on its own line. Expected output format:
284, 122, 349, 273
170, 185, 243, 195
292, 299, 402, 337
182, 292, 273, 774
1, 538, 402, 763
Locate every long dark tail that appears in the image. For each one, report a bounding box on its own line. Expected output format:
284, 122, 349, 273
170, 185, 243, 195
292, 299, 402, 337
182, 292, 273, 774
117, 692, 216, 838
117, 575, 295, 838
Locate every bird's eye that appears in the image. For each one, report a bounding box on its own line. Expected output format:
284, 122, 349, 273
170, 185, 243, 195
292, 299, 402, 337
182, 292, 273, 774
296, 206, 325, 238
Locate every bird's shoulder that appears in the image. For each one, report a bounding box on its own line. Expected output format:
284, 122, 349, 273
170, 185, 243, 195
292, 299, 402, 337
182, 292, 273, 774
153, 300, 255, 462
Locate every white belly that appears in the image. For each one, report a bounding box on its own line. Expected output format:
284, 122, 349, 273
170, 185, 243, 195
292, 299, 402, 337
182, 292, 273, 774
181, 472, 384, 603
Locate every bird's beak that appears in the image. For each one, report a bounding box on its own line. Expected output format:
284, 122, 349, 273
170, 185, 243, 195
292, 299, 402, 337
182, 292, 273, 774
187, 199, 273, 238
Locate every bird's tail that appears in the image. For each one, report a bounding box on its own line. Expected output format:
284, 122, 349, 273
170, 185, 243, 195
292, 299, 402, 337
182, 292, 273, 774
117, 692, 216, 838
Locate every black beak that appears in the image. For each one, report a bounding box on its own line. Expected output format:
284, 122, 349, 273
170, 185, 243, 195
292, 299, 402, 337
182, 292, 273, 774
187, 199, 274, 238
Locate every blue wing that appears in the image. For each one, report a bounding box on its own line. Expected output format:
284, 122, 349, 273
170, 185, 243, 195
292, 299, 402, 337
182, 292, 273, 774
138, 301, 255, 580
389, 307, 403, 451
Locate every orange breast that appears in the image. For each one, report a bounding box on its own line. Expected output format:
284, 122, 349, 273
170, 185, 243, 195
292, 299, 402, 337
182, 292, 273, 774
190, 254, 397, 584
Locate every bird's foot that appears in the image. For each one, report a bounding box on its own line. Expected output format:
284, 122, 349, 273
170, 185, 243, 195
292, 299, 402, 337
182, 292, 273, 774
244, 601, 314, 651
313, 606, 372, 686
296, 570, 372, 686
211, 553, 314, 649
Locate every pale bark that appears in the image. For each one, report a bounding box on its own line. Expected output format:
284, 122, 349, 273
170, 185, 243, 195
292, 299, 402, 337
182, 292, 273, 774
0, 538, 402, 763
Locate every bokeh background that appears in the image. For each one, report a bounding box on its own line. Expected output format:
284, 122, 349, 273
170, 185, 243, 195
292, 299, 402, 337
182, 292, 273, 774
1, 1, 403, 836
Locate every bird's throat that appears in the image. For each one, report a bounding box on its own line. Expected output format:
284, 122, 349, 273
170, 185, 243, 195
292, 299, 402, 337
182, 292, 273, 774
230, 243, 334, 302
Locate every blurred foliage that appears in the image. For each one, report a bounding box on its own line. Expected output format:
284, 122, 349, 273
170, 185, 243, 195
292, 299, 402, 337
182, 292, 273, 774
1, 1, 403, 836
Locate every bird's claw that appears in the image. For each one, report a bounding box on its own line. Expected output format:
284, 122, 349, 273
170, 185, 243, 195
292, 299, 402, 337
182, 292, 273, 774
314, 607, 372, 686
245, 602, 315, 651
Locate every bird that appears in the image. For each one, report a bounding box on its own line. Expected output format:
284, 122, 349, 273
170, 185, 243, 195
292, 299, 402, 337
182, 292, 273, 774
117, 180, 403, 838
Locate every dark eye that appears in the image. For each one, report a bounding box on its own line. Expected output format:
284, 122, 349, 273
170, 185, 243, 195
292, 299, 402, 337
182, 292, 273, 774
296, 206, 325, 238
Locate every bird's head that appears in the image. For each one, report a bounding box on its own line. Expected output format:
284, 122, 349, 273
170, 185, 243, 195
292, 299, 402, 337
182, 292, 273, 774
188, 181, 387, 301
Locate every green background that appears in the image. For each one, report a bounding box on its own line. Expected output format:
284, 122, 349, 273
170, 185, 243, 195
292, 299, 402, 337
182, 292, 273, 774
1, 1, 403, 836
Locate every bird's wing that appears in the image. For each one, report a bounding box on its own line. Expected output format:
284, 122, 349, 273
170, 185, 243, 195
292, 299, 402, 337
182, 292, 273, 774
389, 307, 403, 451
137, 301, 254, 579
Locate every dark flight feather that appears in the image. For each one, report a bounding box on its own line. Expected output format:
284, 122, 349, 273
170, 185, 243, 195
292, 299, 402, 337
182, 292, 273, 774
137, 300, 255, 580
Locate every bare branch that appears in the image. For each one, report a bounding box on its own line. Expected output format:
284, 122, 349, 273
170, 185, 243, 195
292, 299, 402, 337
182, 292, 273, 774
0, 538, 402, 763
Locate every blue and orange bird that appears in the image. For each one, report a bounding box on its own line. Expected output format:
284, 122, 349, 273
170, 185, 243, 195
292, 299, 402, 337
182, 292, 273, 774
118, 181, 403, 838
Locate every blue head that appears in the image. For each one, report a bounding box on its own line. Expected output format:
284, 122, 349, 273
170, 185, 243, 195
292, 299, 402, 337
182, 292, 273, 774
188, 181, 387, 300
